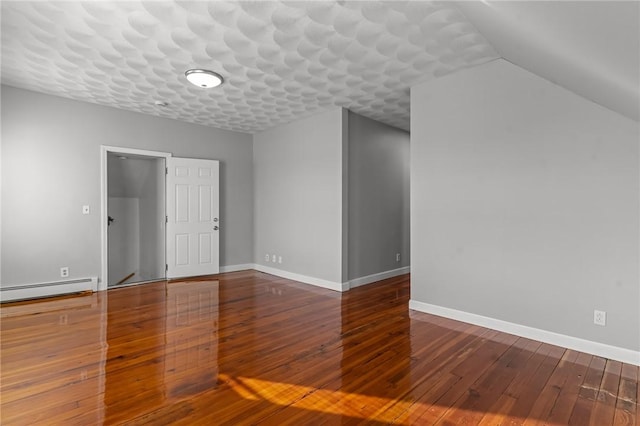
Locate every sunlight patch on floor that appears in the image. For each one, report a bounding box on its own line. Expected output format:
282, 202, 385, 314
220, 373, 428, 422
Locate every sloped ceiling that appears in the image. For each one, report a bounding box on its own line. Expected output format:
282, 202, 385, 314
457, 1, 639, 122
0, 1, 498, 133
1, 1, 637, 134
107, 155, 160, 198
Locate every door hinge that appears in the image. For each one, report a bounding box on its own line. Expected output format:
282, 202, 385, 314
165, 264, 168, 271
165, 167, 168, 175
165, 215, 168, 223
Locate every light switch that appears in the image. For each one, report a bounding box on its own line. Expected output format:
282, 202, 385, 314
82, 205, 90, 215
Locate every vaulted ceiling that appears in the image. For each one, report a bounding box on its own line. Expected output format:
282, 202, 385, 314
458, 1, 639, 123
1, 1, 638, 134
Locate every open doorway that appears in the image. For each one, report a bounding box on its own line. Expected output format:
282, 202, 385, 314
100, 146, 220, 291
107, 153, 165, 287
100, 146, 172, 291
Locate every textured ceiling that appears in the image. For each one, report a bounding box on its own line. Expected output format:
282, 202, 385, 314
1, 1, 498, 133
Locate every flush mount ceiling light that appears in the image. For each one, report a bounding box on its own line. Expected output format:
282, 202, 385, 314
185, 69, 223, 88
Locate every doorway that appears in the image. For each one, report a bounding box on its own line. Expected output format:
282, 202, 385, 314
100, 146, 221, 291
107, 153, 165, 287
100, 146, 172, 291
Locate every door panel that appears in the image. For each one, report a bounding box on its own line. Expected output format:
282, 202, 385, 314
166, 158, 220, 278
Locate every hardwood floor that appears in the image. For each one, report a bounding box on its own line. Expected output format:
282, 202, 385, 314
1, 271, 637, 425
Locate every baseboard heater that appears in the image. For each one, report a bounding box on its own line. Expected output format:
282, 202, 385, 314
0, 277, 98, 303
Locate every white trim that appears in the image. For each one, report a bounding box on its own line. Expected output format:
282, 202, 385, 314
254, 264, 347, 292
409, 300, 640, 366
349, 266, 410, 289
1, 277, 98, 302
101, 145, 173, 158
219, 264, 254, 273
100, 146, 172, 291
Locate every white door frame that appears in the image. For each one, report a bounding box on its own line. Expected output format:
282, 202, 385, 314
100, 145, 172, 292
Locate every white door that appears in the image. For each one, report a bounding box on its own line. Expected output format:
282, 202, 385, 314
166, 157, 220, 279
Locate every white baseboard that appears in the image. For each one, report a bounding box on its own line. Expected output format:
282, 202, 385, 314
254, 264, 347, 292
1, 277, 98, 302
219, 263, 255, 273
226, 265, 410, 293
409, 300, 640, 366
349, 266, 410, 289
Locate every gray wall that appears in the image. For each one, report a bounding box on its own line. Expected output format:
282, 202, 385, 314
347, 111, 410, 280
253, 108, 345, 284
1, 85, 253, 286
411, 59, 639, 351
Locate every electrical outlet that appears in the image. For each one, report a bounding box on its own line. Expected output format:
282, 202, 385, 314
396, 253, 401, 262
278, 256, 282, 264
272, 254, 276, 263
265, 254, 269, 262
60, 267, 69, 278
594, 310, 606, 326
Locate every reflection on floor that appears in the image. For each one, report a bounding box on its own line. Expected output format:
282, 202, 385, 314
1, 270, 637, 425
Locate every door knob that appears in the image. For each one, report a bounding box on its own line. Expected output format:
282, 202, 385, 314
214, 226, 219, 231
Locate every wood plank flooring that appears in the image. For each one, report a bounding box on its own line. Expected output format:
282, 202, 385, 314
1, 271, 637, 425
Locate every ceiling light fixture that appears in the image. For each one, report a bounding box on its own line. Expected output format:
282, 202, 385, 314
185, 69, 224, 88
